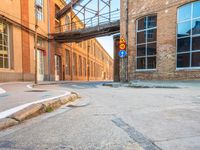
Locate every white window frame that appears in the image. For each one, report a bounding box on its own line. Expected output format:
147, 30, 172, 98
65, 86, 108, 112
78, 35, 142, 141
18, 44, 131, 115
176, 1, 200, 70
136, 15, 157, 71
0, 21, 10, 69
35, 0, 44, 21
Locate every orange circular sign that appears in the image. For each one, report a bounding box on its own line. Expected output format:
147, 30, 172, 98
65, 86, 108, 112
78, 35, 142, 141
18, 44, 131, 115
119, 43, 126, 50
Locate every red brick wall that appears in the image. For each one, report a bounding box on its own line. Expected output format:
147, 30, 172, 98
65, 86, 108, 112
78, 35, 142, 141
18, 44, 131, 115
121, 0, 200, 80
21, 0, 30, 75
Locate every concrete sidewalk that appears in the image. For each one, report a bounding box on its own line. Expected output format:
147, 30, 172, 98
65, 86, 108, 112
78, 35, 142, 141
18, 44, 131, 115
0, 82, 70, 118
104, 80, 200, 89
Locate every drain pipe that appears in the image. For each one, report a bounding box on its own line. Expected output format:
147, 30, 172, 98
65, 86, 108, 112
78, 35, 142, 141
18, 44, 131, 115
125, 0, 129, 82
47, 0, 51, 81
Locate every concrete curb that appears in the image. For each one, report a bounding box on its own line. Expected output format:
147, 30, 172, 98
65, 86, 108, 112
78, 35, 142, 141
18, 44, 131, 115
0, 92, 80, 131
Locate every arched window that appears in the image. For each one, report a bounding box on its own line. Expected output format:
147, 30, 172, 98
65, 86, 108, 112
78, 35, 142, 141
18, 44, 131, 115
65, 15, 70, 31
136, 15, 157, 70
177, 1, 200, 68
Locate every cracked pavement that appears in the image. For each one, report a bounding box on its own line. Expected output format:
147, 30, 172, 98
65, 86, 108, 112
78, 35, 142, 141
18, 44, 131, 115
0, 81, 200, 150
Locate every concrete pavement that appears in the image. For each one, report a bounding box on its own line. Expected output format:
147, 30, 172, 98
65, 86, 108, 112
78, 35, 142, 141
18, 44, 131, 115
0, 81, 199, 150
0, 82, 70, 114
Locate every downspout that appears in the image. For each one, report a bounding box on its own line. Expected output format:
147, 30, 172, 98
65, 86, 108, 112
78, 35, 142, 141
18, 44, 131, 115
47, 0, 51, 81
126, 0, 129, 82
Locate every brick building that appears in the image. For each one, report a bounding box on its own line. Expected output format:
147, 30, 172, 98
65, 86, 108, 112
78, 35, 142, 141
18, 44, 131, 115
120, 0, 200, 80
0, 0, 113, 82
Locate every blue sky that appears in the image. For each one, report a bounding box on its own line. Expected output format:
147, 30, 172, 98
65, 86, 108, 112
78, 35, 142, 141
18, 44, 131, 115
73, 0, 120, 58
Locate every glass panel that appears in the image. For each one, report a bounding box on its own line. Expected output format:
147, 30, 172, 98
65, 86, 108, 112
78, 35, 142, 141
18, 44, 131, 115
192, 36, 200, 51
0, 34, 2, 44
0, 23, 3, 33
192, 19, 200, 35
4, 57, 8, 68
192, 52, 200, 67
3, 35, 8, 46
137, 31, 146, 44
147, 16, 157, 28
137, 44, 146, 56
147, 57, 156, 69
178, 3, 191, 22
147, 43, 156, 55
177, 53, 190, 68
137, 57, 146, 69
0, 45, 3, 52
193, 1, 200, 18
137, 17, 146, 30
3, 23, 7, 35
177, 21, 191, 37
147, 29, 156, 42
0, 57, 3, 68
177, 37, 190, 52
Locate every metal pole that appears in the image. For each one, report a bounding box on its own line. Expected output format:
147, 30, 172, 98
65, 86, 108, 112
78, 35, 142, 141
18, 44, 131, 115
70, 6, 73, 81
87, 44, 90, 81
125, 0, 129, 82
109, 0, 111, 22
98, 0, 100, 27
34, 5, 38, 84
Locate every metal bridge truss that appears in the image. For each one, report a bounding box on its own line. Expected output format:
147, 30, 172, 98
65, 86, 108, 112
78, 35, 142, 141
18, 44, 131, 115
53, 0, 120, 43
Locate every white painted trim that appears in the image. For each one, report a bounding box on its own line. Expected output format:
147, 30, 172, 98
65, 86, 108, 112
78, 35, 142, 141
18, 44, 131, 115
0, 88, 6, 95
0, 84, 70, 119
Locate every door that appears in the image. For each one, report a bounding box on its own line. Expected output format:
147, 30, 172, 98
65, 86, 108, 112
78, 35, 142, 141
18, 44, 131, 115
55, 55, 61, 81
37, 50, 45, 81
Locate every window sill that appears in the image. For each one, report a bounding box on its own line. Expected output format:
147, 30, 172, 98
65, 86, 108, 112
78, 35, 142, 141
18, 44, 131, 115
176, 67, 200, 71
136, 69, 156, 72
0, 68, 14, 72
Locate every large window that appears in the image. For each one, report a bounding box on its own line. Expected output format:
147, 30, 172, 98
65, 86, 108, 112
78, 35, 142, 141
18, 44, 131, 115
73, 53, 77, 76
66, 50, 70, 75
78, 55, 82, 76
35, 0, 44, 21
177, 1, 200, 68
136, 15, 157, 70
0, 20, 9, 69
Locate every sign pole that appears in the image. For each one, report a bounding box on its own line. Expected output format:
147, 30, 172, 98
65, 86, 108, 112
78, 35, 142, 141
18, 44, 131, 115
118, 37, 127, 83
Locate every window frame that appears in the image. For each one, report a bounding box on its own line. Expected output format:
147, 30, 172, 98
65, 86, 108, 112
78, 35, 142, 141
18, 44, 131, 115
176, 1, 200, 70
0, 20, 10, 69
136, 15, 157, 71
35, 0, 44, 21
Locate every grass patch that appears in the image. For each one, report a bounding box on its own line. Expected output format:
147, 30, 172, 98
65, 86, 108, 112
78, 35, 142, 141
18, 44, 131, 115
45, 107, 54, 113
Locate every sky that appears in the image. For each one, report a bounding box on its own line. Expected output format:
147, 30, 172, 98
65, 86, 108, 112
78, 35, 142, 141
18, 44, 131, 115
73, 0, 120, 58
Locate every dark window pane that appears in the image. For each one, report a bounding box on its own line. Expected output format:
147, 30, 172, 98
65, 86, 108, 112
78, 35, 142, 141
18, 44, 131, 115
0, 57, 3, 68
137, 31, 146, 44
147, 16, 157, 28
178, 21, 191, 37
177, 53, 190, 68
147, 29, 156, 42
178, 4, 191, 22
137, 44, 146, 56
193, 1, 200, 18
192, 36, 200, 51
138, 17, 146, 30
192, 19, 200, 35
3, 24, 7, 35
177, 37, 190, 52
147, 57, 156, 69
4, 57, 8, 68
0, 34, 2, 45
137, 58, 146, 69
192, 52, 200, 67
147, 43, 156, 55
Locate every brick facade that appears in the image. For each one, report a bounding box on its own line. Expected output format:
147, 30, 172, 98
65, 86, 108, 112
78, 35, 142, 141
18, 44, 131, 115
0, 0, 113, 82
120, 0, 200, 80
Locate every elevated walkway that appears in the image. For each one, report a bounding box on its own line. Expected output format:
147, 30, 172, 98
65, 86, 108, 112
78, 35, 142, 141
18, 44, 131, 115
53, 20, 120, 43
